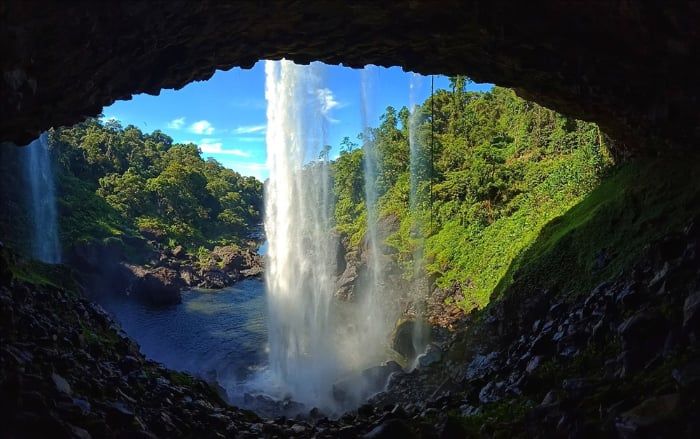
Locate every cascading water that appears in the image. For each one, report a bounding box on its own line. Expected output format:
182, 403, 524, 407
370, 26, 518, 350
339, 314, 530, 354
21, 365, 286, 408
358, 65, 391, 361
408, 74, 430, 362
264, 60, 336, 407
263, 60, 392, 412
23, 132, 61, 263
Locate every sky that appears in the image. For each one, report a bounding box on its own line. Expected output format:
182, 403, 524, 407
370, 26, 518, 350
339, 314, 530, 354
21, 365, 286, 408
103, 61, 492, 180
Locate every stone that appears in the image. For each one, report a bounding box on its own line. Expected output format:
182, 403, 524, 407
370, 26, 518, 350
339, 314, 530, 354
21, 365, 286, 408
525, 355, 543, 374
672, 361, 700, 389
615, 394, 680, 437
197, 269, 231, 289
478, 381, 505, 404
171, 245, 185, 259
290, 424, 306, 434
683, 291, 700, 331
417, 344, 442, 368
332, 361, 402, 403
617, 312, 668, 352
51, 373, 72, 395
124, 265, 182, 306
391, 320, 430, 360
464, 352, 500, 381
363, 418, 417, 439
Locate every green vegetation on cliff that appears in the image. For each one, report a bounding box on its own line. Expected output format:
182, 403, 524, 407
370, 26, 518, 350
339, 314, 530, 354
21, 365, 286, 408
331, 81, 614, 311
46, 120, 262, 257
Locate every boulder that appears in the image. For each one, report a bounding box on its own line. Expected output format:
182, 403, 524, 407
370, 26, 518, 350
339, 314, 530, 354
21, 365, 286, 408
363, 418, 417, 439
333, 361, 402, 403
615, 393, 680, 437
171, 245, 186, 259
197, 269, 231, 289
417, 344, 442, 368
125, 265, 182, 306
335, 263, 358, 301
212, 245, 244, 271
391, 319, 431, 360
683, 291, 700, 332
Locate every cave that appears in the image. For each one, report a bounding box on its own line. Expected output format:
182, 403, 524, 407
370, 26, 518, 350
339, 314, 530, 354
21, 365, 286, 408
3, 1, 699, 152
2, 2, 700, 438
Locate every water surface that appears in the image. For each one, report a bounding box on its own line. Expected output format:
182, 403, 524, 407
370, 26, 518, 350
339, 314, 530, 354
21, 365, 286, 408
99, 279, 268, 386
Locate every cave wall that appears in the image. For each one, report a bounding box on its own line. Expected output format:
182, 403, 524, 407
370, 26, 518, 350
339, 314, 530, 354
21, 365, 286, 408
2, 1, 699, 152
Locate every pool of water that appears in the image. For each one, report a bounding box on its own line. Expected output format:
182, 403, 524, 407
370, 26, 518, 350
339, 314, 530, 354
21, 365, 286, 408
99, 279, 268, 389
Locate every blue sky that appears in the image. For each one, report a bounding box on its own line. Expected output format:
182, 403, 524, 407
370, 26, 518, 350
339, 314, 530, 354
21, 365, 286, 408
104, 61, 491, 180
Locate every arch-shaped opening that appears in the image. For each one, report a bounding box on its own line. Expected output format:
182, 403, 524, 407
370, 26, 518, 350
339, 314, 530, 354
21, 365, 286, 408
2, 2, 699, 152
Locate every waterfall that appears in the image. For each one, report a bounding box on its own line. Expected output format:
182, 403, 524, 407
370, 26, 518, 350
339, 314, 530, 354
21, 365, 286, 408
24, 133, 61, 263
358, 65, 390, 359
263, 60, 395, 411
408, 73, 429, 361
264, 60, 335, 407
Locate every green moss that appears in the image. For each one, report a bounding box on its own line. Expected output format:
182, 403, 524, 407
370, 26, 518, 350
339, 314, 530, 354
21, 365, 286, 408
454, 398, 533, 437
4, 251, 80, 293
168, 370, 196, 387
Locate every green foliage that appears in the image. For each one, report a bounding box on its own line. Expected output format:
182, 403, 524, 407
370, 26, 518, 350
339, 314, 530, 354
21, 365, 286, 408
494, 158, 700, 300
49, 119, 263, 251
330, 85, 614, 312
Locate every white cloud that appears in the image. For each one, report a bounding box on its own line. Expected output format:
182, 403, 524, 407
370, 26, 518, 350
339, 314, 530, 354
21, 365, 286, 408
233, 162, 268, 180
190, 120, 215, 135
167, 117, 186, 129
198, 138, 250, 157
316, 88, 340, 113
315, 88, 341, 122
234, 124, 266, 134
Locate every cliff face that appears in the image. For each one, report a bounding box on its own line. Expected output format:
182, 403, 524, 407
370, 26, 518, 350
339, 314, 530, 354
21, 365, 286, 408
2, 1, 699, 153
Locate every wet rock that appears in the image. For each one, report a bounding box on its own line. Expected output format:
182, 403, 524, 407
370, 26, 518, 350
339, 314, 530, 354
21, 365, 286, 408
683, 291, 700, 332
105, 401, 135, 427
125, 265, 182, 306
197, 268, 231, 289
335, 262, 358, 301
479, 380, 505, 404
391, 320, 431, 360
615, 393, 680, 437
525, 355, 544, 374
51, 372, 72, 395
333, 361, 402, 403
618, 312, 668, 352
417, 344, 442, 368
464, 351, 500, 382
672, 361, 700, 389
363, 418, 417, 439
562, 378, 597, 399
178, 266, 197, 286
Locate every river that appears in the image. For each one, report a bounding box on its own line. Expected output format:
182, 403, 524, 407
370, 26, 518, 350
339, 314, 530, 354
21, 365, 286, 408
98, 279, 268, 397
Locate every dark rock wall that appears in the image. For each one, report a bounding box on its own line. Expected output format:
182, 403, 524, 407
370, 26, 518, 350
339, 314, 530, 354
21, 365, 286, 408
2, 1, 699, 152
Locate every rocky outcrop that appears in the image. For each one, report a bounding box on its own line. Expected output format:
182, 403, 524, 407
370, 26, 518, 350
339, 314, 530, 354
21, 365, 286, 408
0, 280, 261, 438
148, 244, 263, 290
391, 319, 431, 361
2, 2, 700, 154
124, 264, 183, 306
190, 245, 263, 289
368, 220, 700, 437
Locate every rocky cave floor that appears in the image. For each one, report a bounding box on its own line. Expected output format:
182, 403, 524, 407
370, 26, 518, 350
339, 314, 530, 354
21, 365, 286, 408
1, 221, 700, 438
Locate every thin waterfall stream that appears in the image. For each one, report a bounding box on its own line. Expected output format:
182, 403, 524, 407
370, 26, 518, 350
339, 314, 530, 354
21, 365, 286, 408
24, 132, 61, 264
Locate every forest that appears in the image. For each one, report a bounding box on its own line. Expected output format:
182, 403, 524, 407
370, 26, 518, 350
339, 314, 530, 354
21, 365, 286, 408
1, 119, 264, 260
331, 79, 613, 311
